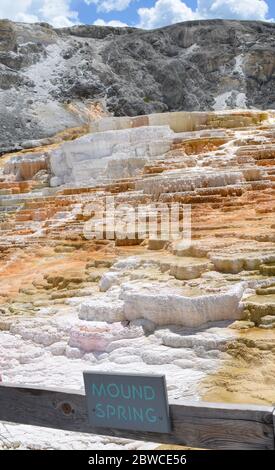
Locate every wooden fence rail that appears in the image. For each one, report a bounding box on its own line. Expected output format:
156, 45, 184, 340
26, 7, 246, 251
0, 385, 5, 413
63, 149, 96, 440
0, 383, 274, 450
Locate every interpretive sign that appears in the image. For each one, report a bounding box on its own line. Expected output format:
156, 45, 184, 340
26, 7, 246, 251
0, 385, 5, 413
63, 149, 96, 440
83, 372, 171, 433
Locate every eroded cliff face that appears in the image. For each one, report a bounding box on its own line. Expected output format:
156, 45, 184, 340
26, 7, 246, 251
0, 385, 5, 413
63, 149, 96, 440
1, 19, 275, 154
0, 109, 274, 449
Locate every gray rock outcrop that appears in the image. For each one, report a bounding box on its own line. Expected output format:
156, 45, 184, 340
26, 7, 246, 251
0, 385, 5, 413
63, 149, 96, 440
1, 18, 275, 154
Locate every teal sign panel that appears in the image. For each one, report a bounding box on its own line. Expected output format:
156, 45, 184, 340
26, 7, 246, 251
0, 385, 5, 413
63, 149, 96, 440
83, 372, 171, 433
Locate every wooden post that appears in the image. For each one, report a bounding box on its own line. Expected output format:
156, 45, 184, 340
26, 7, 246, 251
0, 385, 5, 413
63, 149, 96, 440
272, 408, 275, 449
0, 383, 274, 450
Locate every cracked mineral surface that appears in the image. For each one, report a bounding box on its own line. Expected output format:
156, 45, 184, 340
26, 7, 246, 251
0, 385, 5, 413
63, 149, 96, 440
0, 105, 274, 449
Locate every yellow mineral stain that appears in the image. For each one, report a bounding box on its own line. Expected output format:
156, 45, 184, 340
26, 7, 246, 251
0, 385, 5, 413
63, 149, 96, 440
201, 327, 275, 406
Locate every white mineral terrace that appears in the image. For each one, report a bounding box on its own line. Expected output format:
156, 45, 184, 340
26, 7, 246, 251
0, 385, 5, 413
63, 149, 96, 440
0, 110, 274, 449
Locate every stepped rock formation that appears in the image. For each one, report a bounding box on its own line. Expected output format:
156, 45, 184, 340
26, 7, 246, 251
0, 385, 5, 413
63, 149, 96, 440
0, 108, 274, 449
1, 19, 275, 155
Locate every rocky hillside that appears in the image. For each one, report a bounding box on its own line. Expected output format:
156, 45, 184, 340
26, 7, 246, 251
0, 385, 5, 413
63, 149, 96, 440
1, 18, 275, 153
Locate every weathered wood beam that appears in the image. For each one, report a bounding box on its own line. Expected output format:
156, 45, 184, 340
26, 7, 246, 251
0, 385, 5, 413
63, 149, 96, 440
0, 383, 274, 450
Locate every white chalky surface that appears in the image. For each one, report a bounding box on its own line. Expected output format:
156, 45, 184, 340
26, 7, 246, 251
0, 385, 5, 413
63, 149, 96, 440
0, 316, 233, 449
1, 105, 273, 450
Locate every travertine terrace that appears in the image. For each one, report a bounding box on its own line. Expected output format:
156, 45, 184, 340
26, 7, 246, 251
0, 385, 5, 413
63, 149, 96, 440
0, 109, 274, 449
